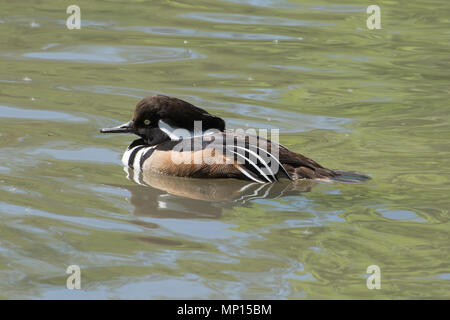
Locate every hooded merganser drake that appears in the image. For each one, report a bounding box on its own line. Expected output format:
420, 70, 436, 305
101, 95, 360, 183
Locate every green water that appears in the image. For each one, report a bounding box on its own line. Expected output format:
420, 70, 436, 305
0, 0, 449, 299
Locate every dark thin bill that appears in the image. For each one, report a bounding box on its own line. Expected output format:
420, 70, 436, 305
100, 121, 134, 133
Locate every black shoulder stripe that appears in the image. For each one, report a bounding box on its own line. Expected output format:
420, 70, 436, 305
128, 146, 146, 169
139, 147, 156, 168
128, 138, 146, 150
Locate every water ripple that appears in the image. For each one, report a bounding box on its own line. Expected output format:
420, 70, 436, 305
10, 45, 203, 64
115, 25, 297, 41
180, 12, 335, 27
0, 105, 86, 122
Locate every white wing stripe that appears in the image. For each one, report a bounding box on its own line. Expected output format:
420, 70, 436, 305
233, 145, 277, 181
253, 145, 292, 180
236, 166, 265, 183
227, 147, 272, 183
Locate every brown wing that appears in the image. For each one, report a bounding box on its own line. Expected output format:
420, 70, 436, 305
278, 145, 337, 179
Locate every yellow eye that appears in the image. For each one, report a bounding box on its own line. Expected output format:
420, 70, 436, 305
144, 119, 150, 125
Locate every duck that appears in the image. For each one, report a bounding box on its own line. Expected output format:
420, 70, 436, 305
101, 94, 359, 183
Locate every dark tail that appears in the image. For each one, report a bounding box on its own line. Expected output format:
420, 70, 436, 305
330, 170, 371, 183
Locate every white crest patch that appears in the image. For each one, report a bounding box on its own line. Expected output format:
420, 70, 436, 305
158, 119, 214, 141
158, 120, 186, 141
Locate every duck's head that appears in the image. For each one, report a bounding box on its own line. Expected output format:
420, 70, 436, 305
101, 95, 225, 145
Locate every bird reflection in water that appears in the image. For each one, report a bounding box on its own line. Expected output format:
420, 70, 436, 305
117, 167, 318, 220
